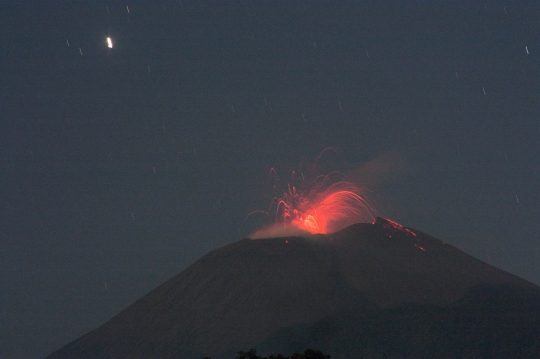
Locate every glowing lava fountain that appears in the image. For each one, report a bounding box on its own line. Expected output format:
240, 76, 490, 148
248, 163, 378, 239
273, 181, 376, 234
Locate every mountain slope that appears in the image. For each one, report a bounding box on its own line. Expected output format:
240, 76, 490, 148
46, 218, 540, 359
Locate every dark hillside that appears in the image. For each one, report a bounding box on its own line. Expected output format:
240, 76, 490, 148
46, 218, 540, 359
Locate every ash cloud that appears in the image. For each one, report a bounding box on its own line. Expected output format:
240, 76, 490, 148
347, 151, 407, 189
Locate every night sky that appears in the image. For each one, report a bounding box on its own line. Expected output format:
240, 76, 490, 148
1, 2, 540, 358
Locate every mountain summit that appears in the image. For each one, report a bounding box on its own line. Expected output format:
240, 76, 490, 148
46, 218, 540, 358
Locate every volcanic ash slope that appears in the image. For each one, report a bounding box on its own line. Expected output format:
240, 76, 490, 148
46, 217, 540, 359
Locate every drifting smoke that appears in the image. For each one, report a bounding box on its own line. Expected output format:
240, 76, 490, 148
250, 224, 315, 240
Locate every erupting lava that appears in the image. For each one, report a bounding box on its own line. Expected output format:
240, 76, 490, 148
248, 153, 378, 239
271, 181, 376, 234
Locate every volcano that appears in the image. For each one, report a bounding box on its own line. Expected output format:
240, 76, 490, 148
46, 218, 540, 359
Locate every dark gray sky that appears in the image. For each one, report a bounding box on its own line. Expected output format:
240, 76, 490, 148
1, 2, 539, 358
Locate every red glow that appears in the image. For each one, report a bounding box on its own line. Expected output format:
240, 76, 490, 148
382, 218, 405, 231
376, 217, 417, 237
405, 228, 417, 237
273, 181, 377, 234
249, 153, 378, 238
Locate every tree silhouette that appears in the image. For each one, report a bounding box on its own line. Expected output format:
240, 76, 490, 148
233, 348, 331, 359
201, 348, 331, 359
237, 348, 260, 359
